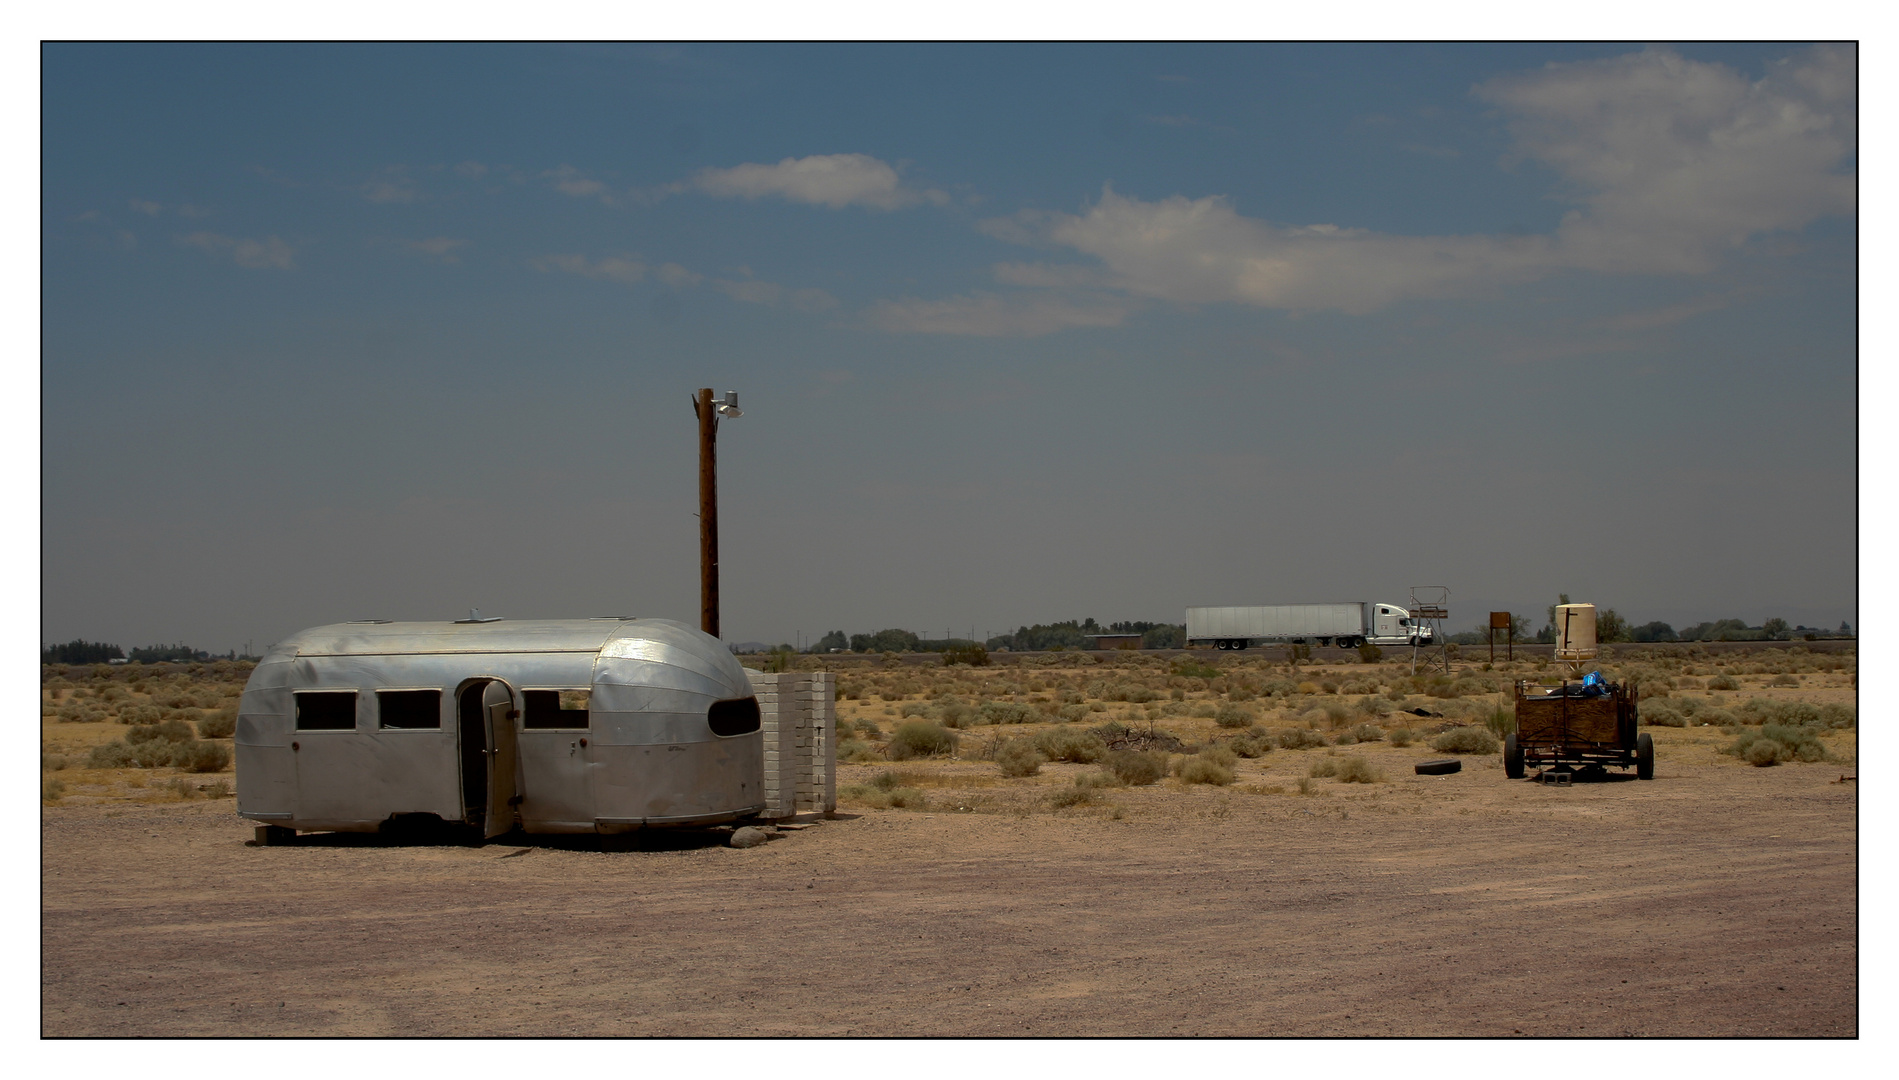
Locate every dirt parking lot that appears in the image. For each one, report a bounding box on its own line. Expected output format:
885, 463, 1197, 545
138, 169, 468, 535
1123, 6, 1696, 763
42, 732, 1855, 1037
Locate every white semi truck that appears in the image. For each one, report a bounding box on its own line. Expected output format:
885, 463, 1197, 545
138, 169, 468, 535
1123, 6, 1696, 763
1186, 603, 1435, 651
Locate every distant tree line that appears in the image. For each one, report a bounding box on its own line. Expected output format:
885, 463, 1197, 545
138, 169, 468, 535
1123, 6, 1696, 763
1446, 594, 1851, 646
41, 639, 253, 664
788, 620, 1187, 654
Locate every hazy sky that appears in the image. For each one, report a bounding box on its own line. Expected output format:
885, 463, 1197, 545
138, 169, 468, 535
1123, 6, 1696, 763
40, 42, 1857, 654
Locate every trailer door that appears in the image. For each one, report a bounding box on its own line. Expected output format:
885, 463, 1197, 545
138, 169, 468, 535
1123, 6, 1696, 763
481, 680, 521, 838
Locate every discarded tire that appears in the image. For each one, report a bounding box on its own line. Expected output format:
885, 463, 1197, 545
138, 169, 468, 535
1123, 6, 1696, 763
1414, 758, 1462, 776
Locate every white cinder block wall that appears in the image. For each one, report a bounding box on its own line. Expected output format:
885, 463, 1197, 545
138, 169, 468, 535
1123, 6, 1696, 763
746, 670, 836, 818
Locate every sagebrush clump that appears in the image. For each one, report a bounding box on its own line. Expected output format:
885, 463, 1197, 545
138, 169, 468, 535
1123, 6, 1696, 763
887, 720, 958, 760
1431, 726, 1499, 754
1105, 749, 1167, 786
995, 738, 1044, 777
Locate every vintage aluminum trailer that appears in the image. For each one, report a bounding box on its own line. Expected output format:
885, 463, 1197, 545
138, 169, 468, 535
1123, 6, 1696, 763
235, 618, 765, 840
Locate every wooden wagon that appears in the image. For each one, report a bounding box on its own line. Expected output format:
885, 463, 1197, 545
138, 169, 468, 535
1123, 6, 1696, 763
1506, 679, 1653, 780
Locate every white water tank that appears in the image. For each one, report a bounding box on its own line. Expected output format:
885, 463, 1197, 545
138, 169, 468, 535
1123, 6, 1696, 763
1554, 603, 1598, 661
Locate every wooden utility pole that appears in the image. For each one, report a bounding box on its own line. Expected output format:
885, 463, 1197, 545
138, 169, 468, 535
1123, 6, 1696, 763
695, 387, 720, 638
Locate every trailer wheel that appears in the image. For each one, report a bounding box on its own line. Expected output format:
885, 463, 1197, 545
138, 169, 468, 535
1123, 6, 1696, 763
1636, 732, 1655, 780
1504, 732, 1524, 779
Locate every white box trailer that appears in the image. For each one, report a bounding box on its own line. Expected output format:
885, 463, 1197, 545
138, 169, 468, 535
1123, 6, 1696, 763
1186, 603, 1434, 651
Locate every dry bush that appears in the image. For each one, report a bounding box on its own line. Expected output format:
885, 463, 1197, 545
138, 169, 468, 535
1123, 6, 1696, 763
1048, 786, 1095, 808
1275, 727, 1326, 750
1105, 749, 1168, 786
1176, 749, 1236, 786
979, 701, 1037, 725
1730, 699, 1854, 729
995, 738, 1045, 777
1075, 771, 1123, 790
1308, 756, 1339, 778
1350, 722, 1383, 742
1386, 726, 1415, 747
1334, 755, 1385, 783
1228, 729, 1272, 758
1431, 726, 1499, 754
887, 720, 958, 760
1214, 701, 1255, 729
197, 707, 237, 739
1032, 725, 1107, 763
1707, 674, 1741, 691
1724, 724, 1828, 765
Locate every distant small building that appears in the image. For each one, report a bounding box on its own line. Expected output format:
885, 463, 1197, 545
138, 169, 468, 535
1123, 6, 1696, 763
1085, 633, 1144, 651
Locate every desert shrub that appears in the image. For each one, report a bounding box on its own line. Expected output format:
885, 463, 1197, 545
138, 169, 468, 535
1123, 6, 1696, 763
995, 738, 1045, 777
1642, 701, 1687, 727
1767, 673, 1799, 687
1707, 674, 1741, 691
1228, 730, 1272, 758
1275, 727, 1326, 750
886, 787, 928, 809
887, 720, 958, 760
1724, 724, 1828, 765
1048, 786, 1095, 808
1176, 749, 1236, 786
1334, 755, 1385, 784
1431, 726, 1499, 754
1730, 698, 1855, 730
1032, 725, 1107, 763
1190, 702, 1218, 718
1743, 739, 1782, 766
838, 738, 879, 763
1387, 727, 1414, 747
1105, 749, 1167, 786
1351, 722, 1383, 742
197, 707, 238, 739
1481, 706, 1516, 738
1333, 731, 1357, 745
1357, 644, 1383, 663
1055, 703, 1091, 723
1318, 702, 1352, 728
855, 718, 883, 737
1214, 702, 1255, 729
175, 740, 230, 772
1337, 677, 1378, 695
1075, 771, 1123, 789
1261, 678, 1296, 699
899, 701, 931, 718
126, 719, 195, 745
202, 779, 233, 798
43, 777, 66, 801
979, 701, 1036, 725
1308, 756, 1339, 778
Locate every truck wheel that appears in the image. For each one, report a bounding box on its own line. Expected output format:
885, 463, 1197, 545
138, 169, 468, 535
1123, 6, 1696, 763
1636, 733, 1655, 780
1504, 732, 1524, 779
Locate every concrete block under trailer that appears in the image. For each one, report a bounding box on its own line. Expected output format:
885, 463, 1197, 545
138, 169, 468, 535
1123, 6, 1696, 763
1186, 603, 1436, 651
235, 618, 766, 842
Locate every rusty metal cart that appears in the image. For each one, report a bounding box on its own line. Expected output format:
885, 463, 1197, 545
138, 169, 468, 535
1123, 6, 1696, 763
1506, 678, 1653, 781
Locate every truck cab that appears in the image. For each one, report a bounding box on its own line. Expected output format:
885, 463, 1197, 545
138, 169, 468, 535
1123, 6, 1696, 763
1369, 605, 1433, 646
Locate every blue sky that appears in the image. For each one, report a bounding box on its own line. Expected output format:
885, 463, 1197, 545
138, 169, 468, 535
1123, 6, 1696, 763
40, 43, 1857, 653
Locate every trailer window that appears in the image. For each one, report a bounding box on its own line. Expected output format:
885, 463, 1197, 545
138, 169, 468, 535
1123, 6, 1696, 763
378, 689, 442, 729
295, 691, 357, 730
523, 689, 590, 729
708, 697, 761, 737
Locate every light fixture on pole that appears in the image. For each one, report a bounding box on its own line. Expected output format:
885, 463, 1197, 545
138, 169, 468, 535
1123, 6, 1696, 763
691, 388, 743, 639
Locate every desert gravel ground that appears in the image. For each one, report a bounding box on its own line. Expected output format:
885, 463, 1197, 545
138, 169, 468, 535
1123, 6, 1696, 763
42, 736, 1855, 1037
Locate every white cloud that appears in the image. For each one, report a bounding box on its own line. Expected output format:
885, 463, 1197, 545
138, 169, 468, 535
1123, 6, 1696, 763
360, 167, 419, 205
908, 46, 1857, 328
865, 292, 1132, 337
529, 253, 645, 284
129, 199, 161, 216
658, 263, 703, 287
544, 165, 617, 205
1477, 45, 1855, 275
178, 232, 294, 269
692, 153, 946, 210
402, 237, 466, 264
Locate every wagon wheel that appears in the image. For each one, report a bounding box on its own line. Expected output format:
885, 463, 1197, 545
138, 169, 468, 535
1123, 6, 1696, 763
1504, 732, 1525, 779
1636, 732, 1655, 780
